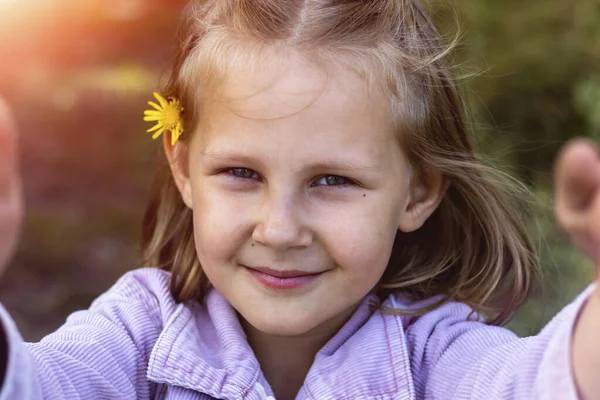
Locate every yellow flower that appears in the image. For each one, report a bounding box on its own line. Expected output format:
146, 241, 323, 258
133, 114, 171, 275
143, 92, 184, 145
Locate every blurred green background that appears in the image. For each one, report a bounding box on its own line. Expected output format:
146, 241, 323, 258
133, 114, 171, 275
0, 0, 597, 341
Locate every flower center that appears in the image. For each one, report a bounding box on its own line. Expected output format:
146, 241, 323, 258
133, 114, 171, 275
163, 105, 181, 128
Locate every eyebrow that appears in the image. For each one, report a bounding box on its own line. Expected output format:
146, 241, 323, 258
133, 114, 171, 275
200, 150, 382, 173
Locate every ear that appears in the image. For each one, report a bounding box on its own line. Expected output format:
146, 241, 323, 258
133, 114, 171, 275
163, 132, 194, 209
398, 168, 449, 233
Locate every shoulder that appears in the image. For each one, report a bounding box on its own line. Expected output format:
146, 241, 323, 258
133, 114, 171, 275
97, 267, 173, 302
385, 293, 519, 372
386, 292, 484, 326
385, 292, 516, 347
82, 267, 179, 333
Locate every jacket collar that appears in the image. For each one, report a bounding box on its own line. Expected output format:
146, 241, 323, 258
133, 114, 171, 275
298, 294, 415, 399
147, 289, 414, 399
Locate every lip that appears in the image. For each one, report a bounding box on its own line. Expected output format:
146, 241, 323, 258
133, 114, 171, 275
244, 266, 324, 290
250, 266, 320, 278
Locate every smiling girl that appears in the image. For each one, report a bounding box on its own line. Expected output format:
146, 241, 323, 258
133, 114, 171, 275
1, 1, 600, 399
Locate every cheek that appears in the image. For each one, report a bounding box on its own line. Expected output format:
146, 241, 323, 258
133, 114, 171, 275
190, 185, 252, 263
321, 202, 400, 282
335, 227, 395, 277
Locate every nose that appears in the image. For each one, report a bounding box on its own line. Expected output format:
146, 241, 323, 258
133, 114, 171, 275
252, 191, 313, 250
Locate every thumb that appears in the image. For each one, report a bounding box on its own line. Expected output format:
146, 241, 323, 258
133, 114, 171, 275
554, 139, 600, 214
554, 138, 600, 214
0, 97, 19, 196
554, 138, 600, 264
0, 96, 22, 276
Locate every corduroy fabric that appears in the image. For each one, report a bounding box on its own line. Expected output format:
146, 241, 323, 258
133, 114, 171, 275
0, 268, 591, 399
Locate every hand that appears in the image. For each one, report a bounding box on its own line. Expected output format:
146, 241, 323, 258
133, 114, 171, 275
0, 98, 22, 279
554, 138, 600, 399
554, 138, 600, 264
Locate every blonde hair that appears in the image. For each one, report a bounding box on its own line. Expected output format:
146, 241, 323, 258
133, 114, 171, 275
141, 0, 539, 326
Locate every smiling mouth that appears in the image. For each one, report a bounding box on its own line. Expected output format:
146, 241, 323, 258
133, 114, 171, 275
247, 266, 323, 278
243, 265, 325, 290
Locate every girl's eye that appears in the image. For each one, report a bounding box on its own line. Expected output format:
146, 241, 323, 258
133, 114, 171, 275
314, 175, 351, 186
228, 168, 260, 180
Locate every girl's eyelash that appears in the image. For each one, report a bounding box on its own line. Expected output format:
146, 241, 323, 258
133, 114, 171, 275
219, 168, 355, 187
312, 175, 354, 187
224, 168, 262, 181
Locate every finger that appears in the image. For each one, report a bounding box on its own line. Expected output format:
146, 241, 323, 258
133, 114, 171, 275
0, 186, 22, 270
554, 138, 600, 213
0, 97, 19, 198
587, 193, 600, 264
0, 97, 22, 273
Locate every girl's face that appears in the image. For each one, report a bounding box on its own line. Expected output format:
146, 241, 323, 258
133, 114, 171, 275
170, 54, 442, 337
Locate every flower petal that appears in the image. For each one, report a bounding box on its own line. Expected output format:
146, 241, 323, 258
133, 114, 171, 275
144, 115, 161, 121
153, 92, 168, 108
144, 110, 162, 116
171, 130, 180, 146
152, 128, 165, 139
172, 122, 184, 145
147, 101, 163, 112
147, 123, 163, 133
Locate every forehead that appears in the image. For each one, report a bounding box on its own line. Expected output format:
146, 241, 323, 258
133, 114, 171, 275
193, 51, 400, 164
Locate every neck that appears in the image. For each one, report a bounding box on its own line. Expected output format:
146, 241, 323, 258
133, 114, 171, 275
240, 307, 358, 400
247, 330, 322, 400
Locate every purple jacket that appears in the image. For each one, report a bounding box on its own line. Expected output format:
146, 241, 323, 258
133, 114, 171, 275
0, 268, 590, 399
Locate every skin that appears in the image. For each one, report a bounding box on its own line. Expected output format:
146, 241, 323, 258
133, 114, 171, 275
0, 98, 21, 274
554, 139, 600, 400
165, 54, 445, 399
1, 61, 600, 398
